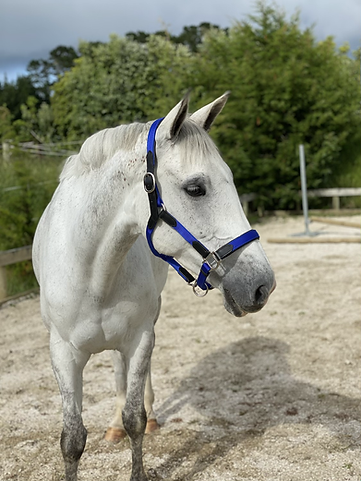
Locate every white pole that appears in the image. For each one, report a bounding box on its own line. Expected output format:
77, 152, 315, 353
299, 144, 311, 236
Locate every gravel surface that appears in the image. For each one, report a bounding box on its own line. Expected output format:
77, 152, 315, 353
1, 215, 360, 481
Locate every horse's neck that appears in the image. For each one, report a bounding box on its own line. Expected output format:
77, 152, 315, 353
66, 148, 147, 294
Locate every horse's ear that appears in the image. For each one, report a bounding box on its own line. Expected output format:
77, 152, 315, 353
190, 91, 230, 132
156, 93, 190, 141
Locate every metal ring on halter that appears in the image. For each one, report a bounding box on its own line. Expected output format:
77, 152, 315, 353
192, 281, 209, 297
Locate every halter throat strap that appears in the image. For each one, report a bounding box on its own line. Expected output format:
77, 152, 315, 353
144, 118, 260, 293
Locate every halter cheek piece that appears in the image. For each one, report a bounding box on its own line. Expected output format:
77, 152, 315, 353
144, 118, 260, 296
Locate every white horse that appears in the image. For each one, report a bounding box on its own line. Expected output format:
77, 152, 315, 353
32, 92, 275, 481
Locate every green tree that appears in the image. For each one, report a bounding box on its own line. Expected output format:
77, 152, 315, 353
37, 102, 55, 140
49, 45, 79, 75
9, 95, 56, 142
51, 34, 192, 139
26, 59, 53, 102
137, 35, 193, 118
191, 4, 361, 208
27, 45, 79, 102
0, 157, 60, 249
12, 95, 39, 142
0, 155, 61, 295
0, 76, 38, 120
0, 105, 15, 140
173, 22, 224, 52
126, 22, 224, 52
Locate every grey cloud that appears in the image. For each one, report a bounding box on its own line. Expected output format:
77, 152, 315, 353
0, 0, 360, 81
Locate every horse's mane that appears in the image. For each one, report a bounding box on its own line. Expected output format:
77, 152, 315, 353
60, 122, 148, 181
60, 118, 217, 181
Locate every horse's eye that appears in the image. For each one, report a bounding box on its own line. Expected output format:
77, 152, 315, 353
185, 184, 206, 197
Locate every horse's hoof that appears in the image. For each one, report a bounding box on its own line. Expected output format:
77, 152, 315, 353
104, 426, 127, 443
145, 418, 160, 434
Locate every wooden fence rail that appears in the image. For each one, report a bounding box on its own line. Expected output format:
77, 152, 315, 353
2, 139, 80, 160
240, 188, 361, 214
307, 188, 361, 210
0, 245, 33, 301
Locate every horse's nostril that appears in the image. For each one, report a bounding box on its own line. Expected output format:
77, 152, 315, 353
255, 285, 268, 305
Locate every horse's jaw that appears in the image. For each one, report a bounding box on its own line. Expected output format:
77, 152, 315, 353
221, 289, 249, 317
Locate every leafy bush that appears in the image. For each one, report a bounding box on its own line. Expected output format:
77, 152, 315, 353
0, 154, 62, 296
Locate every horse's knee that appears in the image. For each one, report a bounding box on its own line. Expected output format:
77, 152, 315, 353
61, 417, 87, 464
122, 403, 147, 439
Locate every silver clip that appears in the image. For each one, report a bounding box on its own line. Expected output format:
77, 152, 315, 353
204, 252, 221, 271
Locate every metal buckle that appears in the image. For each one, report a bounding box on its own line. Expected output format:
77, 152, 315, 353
204, 252, 221, 271
144, 172, 156, 193
192, 281, 209, 297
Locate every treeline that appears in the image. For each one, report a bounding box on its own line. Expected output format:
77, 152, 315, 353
1, 4, 360, 210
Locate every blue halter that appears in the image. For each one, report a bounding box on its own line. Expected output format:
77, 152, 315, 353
144, 118, 260, 295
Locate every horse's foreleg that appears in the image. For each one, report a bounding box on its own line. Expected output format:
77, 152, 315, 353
50, 332, 90, 481
144, 297, 161, 434
123, 330, 155, 481
106, 297, 162, 444
144, 362, 159, 433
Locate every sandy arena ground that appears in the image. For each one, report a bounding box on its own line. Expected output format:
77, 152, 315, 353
0, 215, 360, 481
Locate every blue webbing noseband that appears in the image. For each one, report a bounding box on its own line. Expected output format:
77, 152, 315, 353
144, 118, 260, 296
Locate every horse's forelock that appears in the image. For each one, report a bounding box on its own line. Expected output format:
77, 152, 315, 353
175, 120, 218, 166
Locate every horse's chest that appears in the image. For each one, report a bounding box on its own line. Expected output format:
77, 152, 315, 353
65, 297, 158, 353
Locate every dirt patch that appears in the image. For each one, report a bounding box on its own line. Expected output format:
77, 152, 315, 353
1, 215, 360, 481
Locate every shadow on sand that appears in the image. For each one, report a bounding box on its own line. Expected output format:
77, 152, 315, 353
151, 336, 360, 478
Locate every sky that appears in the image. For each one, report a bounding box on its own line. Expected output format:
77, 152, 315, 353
1, 0, 360, 82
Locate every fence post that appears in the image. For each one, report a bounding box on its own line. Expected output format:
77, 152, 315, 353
0, 245, 33, 301
299, 144, 311, 235
0, 267, 7, 300
242, 200, 249, 216
332, 196, 340, 210
2, 141, 10, 162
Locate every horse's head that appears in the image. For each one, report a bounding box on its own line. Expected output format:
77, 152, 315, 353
140, 93, 275, 317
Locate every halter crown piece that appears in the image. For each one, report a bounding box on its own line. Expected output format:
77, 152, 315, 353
144, 118, 260, 296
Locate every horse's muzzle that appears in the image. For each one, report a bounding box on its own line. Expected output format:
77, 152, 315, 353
221, 271, 276, 318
